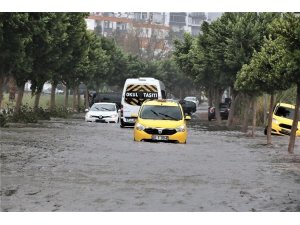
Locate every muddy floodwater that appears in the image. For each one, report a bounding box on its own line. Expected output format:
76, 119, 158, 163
1, 110, 300, 212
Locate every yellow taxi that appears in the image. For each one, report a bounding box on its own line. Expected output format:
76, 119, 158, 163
133, 99, 191, 144
266, 103, 300, 136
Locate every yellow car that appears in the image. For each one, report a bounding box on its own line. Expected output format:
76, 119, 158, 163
265, 103, 300, 136
133, 99, 191, 144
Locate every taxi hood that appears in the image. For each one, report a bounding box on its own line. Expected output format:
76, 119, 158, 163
137, 118, 185, 128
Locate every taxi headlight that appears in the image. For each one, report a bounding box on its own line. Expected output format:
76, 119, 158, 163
135, 123, 145, 131
272, 118, 279, 124
176, 125, 186, 132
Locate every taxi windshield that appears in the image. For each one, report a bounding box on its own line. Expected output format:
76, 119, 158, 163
140, 105, 182, 120
275, 106, 300, 121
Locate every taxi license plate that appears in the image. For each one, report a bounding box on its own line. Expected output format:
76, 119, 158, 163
152, 135, 169, 141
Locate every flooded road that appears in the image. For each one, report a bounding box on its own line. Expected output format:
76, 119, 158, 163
1, 107, 300, 211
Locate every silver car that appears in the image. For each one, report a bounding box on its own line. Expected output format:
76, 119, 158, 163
184, 96, 199, 107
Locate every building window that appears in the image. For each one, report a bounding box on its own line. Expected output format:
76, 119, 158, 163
104, 21, 110, 29
134, 12, 141, 20
170, 13, 186, 24
142, 12, 147, 20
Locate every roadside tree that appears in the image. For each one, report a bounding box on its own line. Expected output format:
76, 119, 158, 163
0, 13, 31, 112
235, 37, 291, 145
270, 13, 300, 153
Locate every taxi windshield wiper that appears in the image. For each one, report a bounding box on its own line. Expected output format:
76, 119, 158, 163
151, 109, 160, 117
158, 113, 178, 120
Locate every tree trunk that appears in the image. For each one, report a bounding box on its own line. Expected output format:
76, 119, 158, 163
64, 85, 69, 109
251, 96, 257, 138
85, 88, 89, 109
50, 82, 57, 110
226, 91, 239, 128
214, 88, 223, 125
288, 84, 300, 154
208, 88, 213, 107
33, 90, 42, 112
33, 83, 44, 112
14, 82, 25, 115
267, 94, 275, 145
72, 85, 77, 112
8, 76, 17, 102
241, 96, 250, 133
0, 76, 5, 109
77, 85, 80, 112
263, 94, 268, 125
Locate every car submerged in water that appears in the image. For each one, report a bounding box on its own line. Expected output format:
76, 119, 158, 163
184, 96, 199, 107
179, 99, 197, 116
264, 103, 300, 136
85, 102, 119, 123
208, 103, 230, 121
133, 99, 191, 144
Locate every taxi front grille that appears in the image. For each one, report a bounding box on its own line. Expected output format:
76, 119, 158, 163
144, 128, 177, 135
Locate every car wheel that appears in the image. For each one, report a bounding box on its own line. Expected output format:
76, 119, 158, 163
120, 119, 126, 128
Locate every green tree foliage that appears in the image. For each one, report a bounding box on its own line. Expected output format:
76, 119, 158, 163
28, 13, 61, 94
24, 13, 73, 111
235, 37, 291, 144
173, 33, 195, 79
84, 32, 109, 91
269, 13, 300, 153
125, 54, 147, 79
155, 59, 194, 98
236, 13, 300, 153
0, 13, 33, 113
61, 13, 90, 88
0, 13, 31, 79
98, 37, 127, 88
235, 37, 291, 93
173, 13, 281, 125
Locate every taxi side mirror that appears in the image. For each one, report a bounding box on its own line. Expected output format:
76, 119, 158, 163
185, 115, 191, 120
131, 113, 138, 118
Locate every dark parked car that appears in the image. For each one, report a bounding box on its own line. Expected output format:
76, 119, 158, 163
208, 103, 230, 121
179, 100, 197, 116
89, 92, 122, 108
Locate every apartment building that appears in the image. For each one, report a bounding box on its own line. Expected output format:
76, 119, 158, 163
87, 12, 215, 37
87, 12, 170, 58
86, 12, 222, 56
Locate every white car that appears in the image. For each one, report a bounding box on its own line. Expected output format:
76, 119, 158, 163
55, 89, 64, 94
85, 102, 119, 123
184, 96, 199, 107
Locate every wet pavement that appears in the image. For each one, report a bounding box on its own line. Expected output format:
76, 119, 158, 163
0, 105, 300, 211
